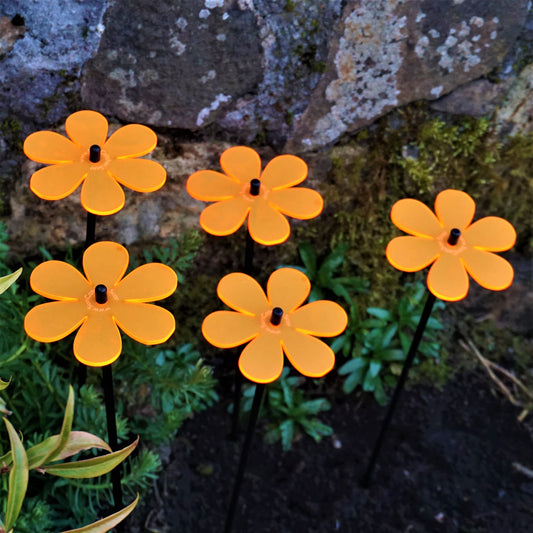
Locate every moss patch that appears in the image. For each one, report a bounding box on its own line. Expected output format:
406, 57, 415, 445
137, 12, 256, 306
301, 104, 532, 311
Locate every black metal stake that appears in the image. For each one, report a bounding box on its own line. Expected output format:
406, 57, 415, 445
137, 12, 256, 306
85, 212, 97, 248
102, 364, 123, 512
77, 212, 98, 388
230, 228, 255, 438
360, 291, 437, 488
224, 383, 265, 533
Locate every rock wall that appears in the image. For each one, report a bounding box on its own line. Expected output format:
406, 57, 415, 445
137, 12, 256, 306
0, 0, 531, 254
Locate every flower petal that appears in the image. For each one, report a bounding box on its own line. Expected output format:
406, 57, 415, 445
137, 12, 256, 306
462, 248, 514, 291
386, 236, 440, 272
73, 311, 122, 367
199, 197, 250, 236
268, 188, 323, 220
80, 169, 125, 215
104, 124, 157, 158
220, 146, 261, 184
24, 131, 82, 164
260, 155, 307, 190
202, 310, 260, 348
187, 170, 241, 201
290, 301, 348, 337
83, 241, 129, 288
29, 162, 89, 200
107, 159, 166, 192
65, 110, 108, 149
217, 273, 269, 315
390, 198, 442, 238
238, 332, 284, 383
24, 301, 87, 342
248, 198, 291, 245
281, 328, 335, 378
267, 268, 310, 313
463, 216, 516, 252
113, 302, 175, 344
427, 253, 469, 301
115, 264, 177, 302
435, 189, 475, 231
30, 261, 90, 300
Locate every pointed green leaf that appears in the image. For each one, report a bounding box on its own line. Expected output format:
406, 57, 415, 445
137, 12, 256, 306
41, 385, 75, 465
0, 377, 11, 391
298, 242, 317, 279
366, 307, 392, 321
27, 431, 112, 470
61, 494, 139, 533
279, 420, 294, 452
4, 417, 29, 531
42, 437, 138, 479
374, 378, 387, 406
0, 268, 22, 296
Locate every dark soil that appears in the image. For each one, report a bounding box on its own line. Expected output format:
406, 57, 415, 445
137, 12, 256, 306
136, 369, 533, 533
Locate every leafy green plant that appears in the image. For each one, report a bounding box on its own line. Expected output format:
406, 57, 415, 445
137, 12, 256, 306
335, 282, 445, 405
242, 369, 332, 451
0, 223, 214, 529
117, 342, 218, 444
0, 385, 138, 533
289, 242, 368, 304
134, 230, 204, 282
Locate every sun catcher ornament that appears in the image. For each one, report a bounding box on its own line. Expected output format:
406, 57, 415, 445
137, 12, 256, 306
23, 110, 166, 216
202, 267, 348, 383
187, 146, 323, 246
24, 241, 177, 366
386, 189, 516, 301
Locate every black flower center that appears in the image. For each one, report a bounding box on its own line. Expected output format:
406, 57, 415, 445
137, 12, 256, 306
89, 144, 101, 163
270, 307, 283, 326
250, 179, 261, 196
95, 284, 108, 304
447, 228, 461, 246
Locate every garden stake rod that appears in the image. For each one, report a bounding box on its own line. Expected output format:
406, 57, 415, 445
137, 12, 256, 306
102, 360, 124, 513
78, 211, 98, 388
360, 290, 437, 488
231, 182, 258, 438
224, 382, 265, 533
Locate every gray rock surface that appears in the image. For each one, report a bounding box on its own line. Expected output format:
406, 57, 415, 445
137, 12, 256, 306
82, 0, 263, 129
288, 0, 530, 151
0, 0, 107, 125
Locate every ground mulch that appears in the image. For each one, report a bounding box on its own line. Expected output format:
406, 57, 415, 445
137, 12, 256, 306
134, 369, 533, 533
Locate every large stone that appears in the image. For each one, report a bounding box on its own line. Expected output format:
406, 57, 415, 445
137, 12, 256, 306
429, 78, 511, 117
81, 0, 263, 129
494, 64, 533, 136
0, 0, 107, 125
288, 0, 529, 151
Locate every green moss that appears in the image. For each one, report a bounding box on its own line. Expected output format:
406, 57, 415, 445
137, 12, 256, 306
0, 117, 23, 153
284, 0, 296, 13
295, 104, 532, 312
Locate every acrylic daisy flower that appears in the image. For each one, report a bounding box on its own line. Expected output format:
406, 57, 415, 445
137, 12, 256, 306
23, 110, 166, 216
186, 146, 323, 245
24, 241, 177, 366
202, 268, 348, 383
386, 189, 516, 301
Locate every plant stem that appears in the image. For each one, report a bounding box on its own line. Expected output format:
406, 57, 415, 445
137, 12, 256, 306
102, 364, 123, 513
360, 291, 436, 488
224, 383, 265, 533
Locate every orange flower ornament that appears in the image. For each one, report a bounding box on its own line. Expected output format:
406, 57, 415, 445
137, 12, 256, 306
23, 110, 166, 216
202, 268, 348, 383
24, 241, 177, 367
186, 146, 323, 245
386, 189, 516, 301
